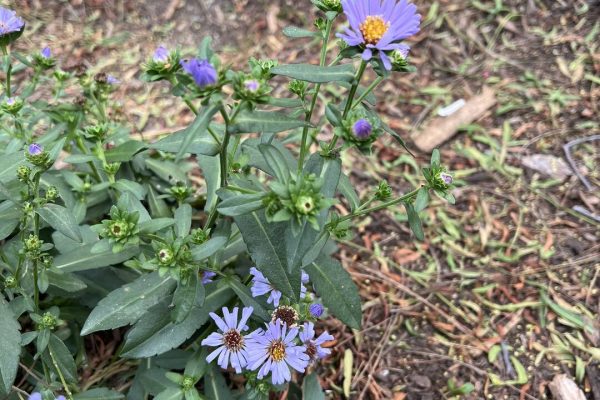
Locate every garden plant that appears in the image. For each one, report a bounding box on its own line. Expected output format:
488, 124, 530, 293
0, 0, 454, 398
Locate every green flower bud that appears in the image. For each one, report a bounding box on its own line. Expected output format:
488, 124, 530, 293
233, 73, 271, 102
45, 186, 59, 201
108, 220, 128, 239
1, 97, 24, 115
314, 17, 327, 31
157, 248, 174, 266
53, 69, 70, 82
4, 275, 18, 289
40, 255, 53, 269
181, 375, 195, 391
191, 229, 209, 245
22, 201, 34, 214
104, 162, 121, 176
39, 312, 58, 330
82, 181, 92, 192
17, 165, 31, 182
315, 0, 342, 13
24, 234, 42, 255
84, 123, 110, 140
375, 180, 392, 200
25, 143, 52, 169
289, 79, 308, 100
169, 183, 192, 203
295, 195, 315, 215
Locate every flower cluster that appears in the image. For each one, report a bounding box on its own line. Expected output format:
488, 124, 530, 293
98, 206, 140, 252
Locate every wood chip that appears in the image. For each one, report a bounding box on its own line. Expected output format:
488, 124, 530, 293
411, 86, 496, 152
548, 374, 586, 400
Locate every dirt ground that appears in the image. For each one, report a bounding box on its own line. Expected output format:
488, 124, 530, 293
10, 0, 600, 399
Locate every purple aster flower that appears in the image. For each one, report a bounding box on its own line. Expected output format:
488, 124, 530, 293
299, 322, 334, 363
300, 270, 309, 299
180, 58, 217, 88
153, 45, 169, 63
246, 320, 309, 385
439, 172, 453, 185
106, 75, 120, 85
337, 0, 421, 70
0, 7, 24, 36
28, 393, 42, 400
28, 143, 43, 156
5, 97, 15, 105
201, 271, 217, 285
56, 397, 66, 400
201, 306, 253, 373
41, 47, 51, 59
353, 118, 372, 139
244, 79, 260, 92
309, 303, 324, 318
250, 267, 282, 307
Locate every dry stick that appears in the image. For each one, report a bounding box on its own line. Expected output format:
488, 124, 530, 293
347, 259, 473, 336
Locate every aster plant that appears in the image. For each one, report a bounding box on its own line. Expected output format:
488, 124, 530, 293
0, 1, 455, 399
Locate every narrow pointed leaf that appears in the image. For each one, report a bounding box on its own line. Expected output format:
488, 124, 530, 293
0, 298, 20, 394
229, 110, 308, 134
271, 63, 355, 83
37, 204, 83, 242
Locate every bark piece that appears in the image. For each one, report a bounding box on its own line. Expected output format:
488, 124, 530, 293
548, 374, 586, 400
411, 86, 496, 152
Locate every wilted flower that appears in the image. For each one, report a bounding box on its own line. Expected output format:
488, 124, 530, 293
299, 322, 333, 362
201, 271, 216, 284
439, 172, 453, 186
250, 267, 282, 307
309, 303, 324, 318
201, 306, 254, 373
153, 45, 169, 63
337, 0, 421, 70
0, 7, 24, 37
246, 320, 309, 385
180, 58, 217, 88
271, 305, 299, 327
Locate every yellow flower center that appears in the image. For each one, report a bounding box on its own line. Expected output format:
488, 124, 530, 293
360, 15, 390, 45
268, 340, 286, 362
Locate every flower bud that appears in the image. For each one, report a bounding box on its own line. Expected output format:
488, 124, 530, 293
375, 180, 392, 200
289, 79, 308, 99
104, 162, 121, 176
17, 165, 31, 182
181, 375, 195, 391
39, 312, 58, 330
352, 119, 372, 140
157, 248, 174, 265
45, 186, 59, 201
33, 46, 55, 69
84, 123, 110, 140
191, 229, 209, 245
271, 305, 299, 327
4, 275, 17, 289
169, 183, 192, 203
1, 96, 24, 114
25, 143, 52, 169
295, 195, 315, 215
309, 303, 324, 318
53, 69, 70, 82
24, 234, 42, 255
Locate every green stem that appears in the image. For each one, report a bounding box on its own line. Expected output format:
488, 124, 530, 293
327, 60, 368, 152
351, 76, 383, 109
183, 98, 222, 146
32, 174, 41, 311
336, 187, 421, 224
3, 47, 12, 98
75, 137, 103, 183
297, 19, 334, 174
184, 98, 198, 115
48, 344, 73, 399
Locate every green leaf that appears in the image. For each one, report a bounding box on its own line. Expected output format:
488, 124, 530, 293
54, 243, 140, 272
154, 388, 184, 400
73, 388, 125, 400
121, 284, 233, 358
233, 210, 297, 299
175, 103, 220, 160
145, 158, 188, 185
306, 255, 362, 329
174, 204, 192, 238
404, 202, 424, 241
337, 173, 360, 211
204, 366, 232, 400
0, 219, 18, 241
139, 218, 175, 234
216, 192, 265, 217
0, 152, 26, 184
325, 103, 343, 127
431, 148, 440, 165
64, 154, 97, 164
229, 110, 308, 134
198, 155, 220, 213
382, 122, 415, 157
259, 144, 291, 182
172, 274, 203, 324
41, 334, 77, 384
81, 271, 176, 335
105, 140, 147, 162
150, 131, 219, 156
224, 277, 270, 321
37, 204, 83, 242
46, 270, 87, 292
191, 235, 229, 261
282, 26, 318, 38
303, 372, 325, 400
113, 179, 147, 200
414, 187, 429, 212
0, 298, 20, 394
148, 185, 170, 218
271, 63, 355, 83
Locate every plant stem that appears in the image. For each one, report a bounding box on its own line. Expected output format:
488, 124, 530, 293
336, 187, 421, 224
32, 174, 41, 310
3, 47, 12, 97
297, 19, 333, 174
75, 136, 103, 183
351, 76, 383, 109
49, 344, 73, 399
327, 59, 368, 152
